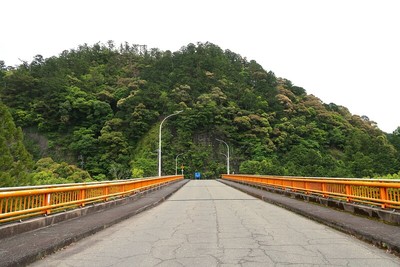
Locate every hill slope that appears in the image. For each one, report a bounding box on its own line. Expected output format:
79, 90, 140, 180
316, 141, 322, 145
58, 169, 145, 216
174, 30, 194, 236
0, 42, 399, 182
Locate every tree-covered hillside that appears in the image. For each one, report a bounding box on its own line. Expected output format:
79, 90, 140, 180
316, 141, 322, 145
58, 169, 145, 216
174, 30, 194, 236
1, 42, 399, 185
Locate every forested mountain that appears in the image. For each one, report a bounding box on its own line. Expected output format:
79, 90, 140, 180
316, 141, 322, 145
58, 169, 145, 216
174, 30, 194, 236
1, 42, 400, 186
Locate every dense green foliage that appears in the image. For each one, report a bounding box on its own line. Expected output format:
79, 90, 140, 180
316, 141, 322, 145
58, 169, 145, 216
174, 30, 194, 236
0, 100, 93, 186
31, 157, 93, 185
0, 101, 33, 186
1, 42, 399, 186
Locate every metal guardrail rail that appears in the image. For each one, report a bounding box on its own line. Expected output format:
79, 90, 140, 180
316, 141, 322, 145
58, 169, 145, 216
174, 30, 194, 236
0, 175, 183, 224
222, 174, 400, 209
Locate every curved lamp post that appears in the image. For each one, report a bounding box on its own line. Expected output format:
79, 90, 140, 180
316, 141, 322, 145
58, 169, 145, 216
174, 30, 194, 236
216, 138, 230, 174
158, 110, 183, 176
175, 153, 184, 175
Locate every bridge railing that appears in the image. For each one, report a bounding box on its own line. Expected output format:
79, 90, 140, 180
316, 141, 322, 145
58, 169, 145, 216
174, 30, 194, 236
0, 175, 183, 224
222, 174, 400, 209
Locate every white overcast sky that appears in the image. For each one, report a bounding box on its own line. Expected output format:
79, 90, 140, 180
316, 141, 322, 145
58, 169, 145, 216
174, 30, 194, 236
1, 0, 399, 133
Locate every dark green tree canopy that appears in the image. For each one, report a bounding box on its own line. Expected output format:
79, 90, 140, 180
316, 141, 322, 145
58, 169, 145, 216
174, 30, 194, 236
0, 101, 34, 186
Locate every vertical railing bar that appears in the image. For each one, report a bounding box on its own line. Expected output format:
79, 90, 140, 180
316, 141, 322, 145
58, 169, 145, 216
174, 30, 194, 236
17, 197, 21, 212
10, 198, 14, 212
80, 188, 86, 207
43, 192, 51, 215
380, 187, 388, 208
26, 196, 30, 210
322, 182, 327, 197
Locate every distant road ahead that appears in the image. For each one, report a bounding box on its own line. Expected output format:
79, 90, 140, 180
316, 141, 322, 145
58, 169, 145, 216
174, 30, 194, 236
32, 180, 399, 266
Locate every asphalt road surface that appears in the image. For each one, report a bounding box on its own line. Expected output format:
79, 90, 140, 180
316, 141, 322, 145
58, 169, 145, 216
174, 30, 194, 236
31, 180, 400, 266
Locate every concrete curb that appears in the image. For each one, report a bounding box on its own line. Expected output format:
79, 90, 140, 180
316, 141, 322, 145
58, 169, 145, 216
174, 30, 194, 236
219, 179, 400, 257
0, 179, 189, 267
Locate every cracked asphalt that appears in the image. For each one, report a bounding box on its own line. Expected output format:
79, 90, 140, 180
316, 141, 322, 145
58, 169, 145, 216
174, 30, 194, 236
31, 180, 400, 266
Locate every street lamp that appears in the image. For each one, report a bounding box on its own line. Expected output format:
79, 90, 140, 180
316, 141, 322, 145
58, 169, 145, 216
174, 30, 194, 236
216, 138, 230, 174
158, 110, 183, 176
175, 153, 184, 175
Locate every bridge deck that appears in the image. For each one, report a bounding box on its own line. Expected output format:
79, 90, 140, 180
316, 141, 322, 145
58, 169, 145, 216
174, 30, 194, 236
29, 180, 399, 266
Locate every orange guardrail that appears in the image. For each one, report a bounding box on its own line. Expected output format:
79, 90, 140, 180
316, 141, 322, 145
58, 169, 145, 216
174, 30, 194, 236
222, 174, 400, 209
0, 175, 183, 224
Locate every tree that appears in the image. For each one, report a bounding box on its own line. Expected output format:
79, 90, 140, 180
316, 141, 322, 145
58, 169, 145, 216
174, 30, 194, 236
32, 157, 93, 185
0, 102, 34, 186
